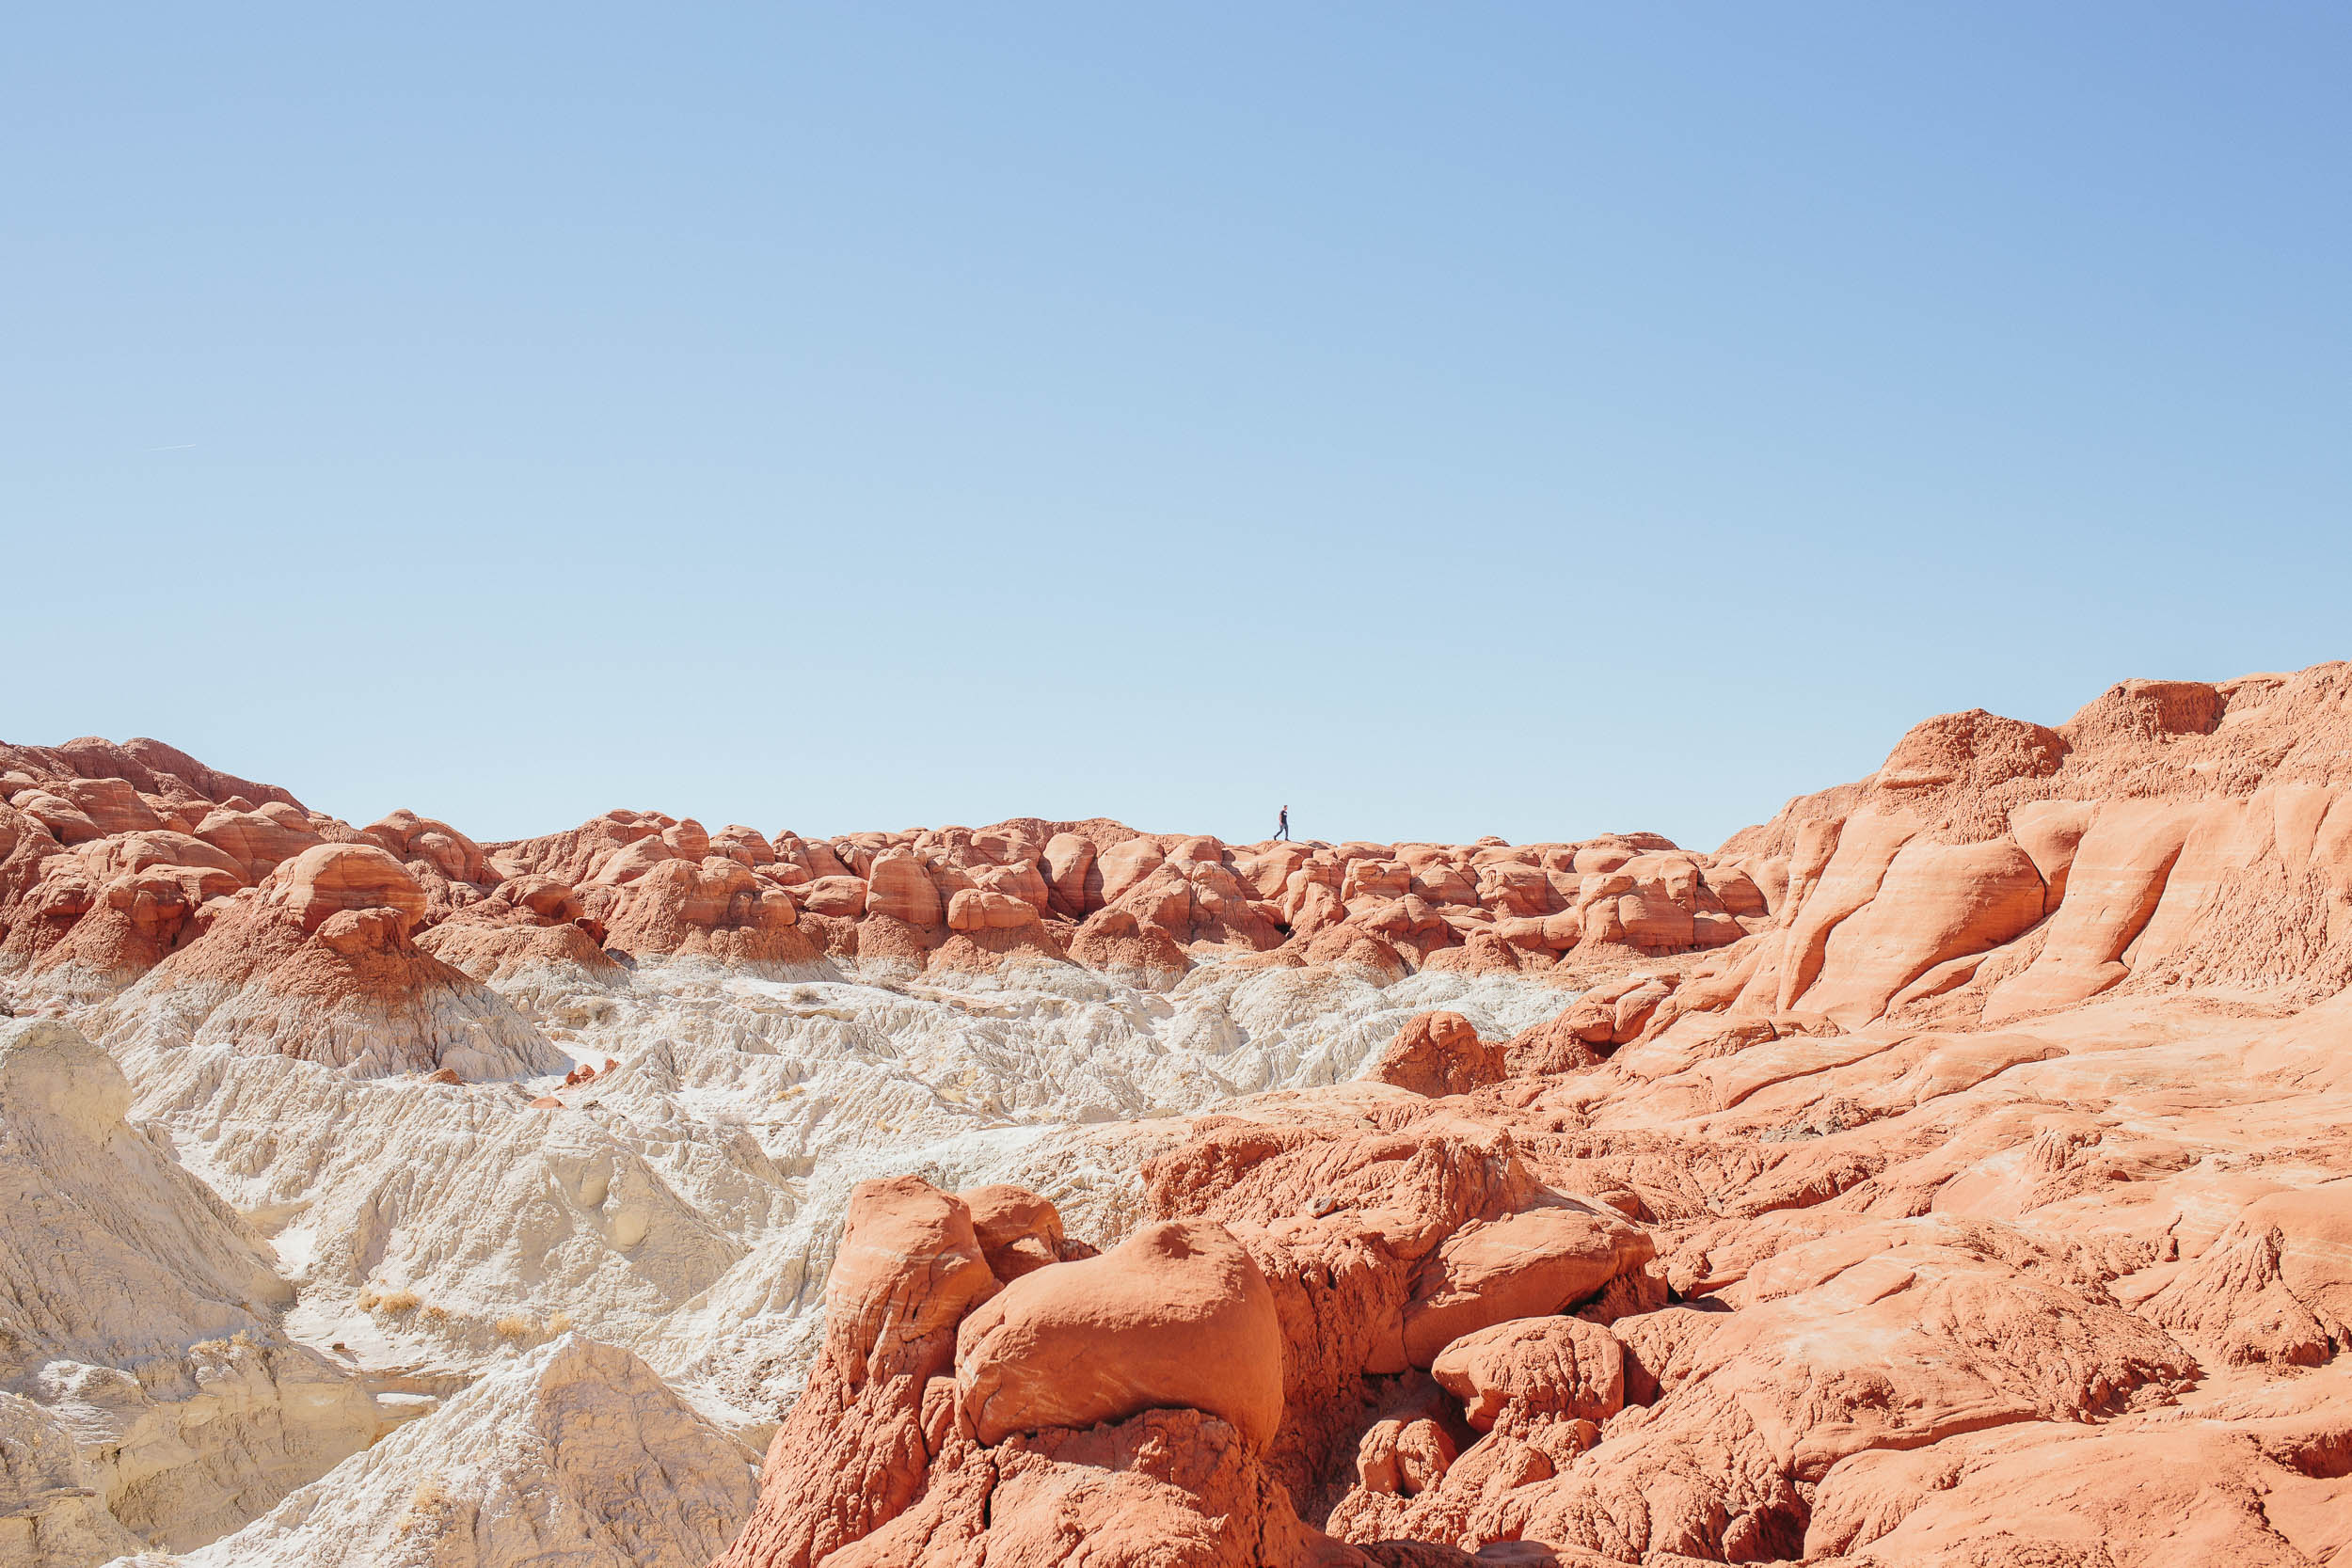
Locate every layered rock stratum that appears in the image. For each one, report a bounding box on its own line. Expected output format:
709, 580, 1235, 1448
0, 667, 2345, 1566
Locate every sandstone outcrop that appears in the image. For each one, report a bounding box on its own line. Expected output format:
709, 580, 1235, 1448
955, 1218, 1284, 1448
959, 1182, 1096, 1281
0, 736, 301, 816
415, 870, 619, 982
701, 663, 2352, 1568
98, 846, 564, 1079
1370, 1010, 1502, 1097
1430, 1315, 1625, 1433
1399, 1204, 1657, 1367
4, 665, 2352, 1568
713, 1178, 1375, 1568
8, 735, 1777, 1015
711, 1177, 1000, 1568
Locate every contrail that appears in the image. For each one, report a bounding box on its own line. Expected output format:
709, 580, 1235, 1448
147, 443, 198, 451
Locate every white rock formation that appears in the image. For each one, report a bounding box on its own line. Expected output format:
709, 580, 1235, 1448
0, 939, 1565, 1562
105, 1335, 758, 1568
100, 918, 567, 1081
0, 1018, 381, 1554
91, 954, 1565, 1428
0, 1393, 142, 1568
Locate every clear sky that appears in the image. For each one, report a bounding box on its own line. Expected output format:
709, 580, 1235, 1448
6, 4, 2347, 850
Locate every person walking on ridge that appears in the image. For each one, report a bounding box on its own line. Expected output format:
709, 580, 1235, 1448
1275, 804, 1290, 842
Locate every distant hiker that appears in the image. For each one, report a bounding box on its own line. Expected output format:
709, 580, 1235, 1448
1275, 805, 1290, 842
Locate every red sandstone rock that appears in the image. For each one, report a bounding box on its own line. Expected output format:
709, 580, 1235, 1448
1343, 860, 1412, 907
9, 788, 105, 845
945, 886, 1035, 932
1357, 1417, 1457, 1497
957, 1183, 1094, 1281
708, 824, 776, 866
1430, 1316, 1624, 1432
713, 1178, 998, 1568
829, 1177, 1002, 1389
1402, 1204, 1657, 1366
184, 802, 322, 882
1039, 832, 1098, 917
795, 876, 867, 918
864, 848, 943, 927
597, 857, 813, 965
1875, 707, 2070, 793
99, 841, 563, 1077
1241, 844, 1310, 900
1495, 1010, 1606, 1076
1095, 837, 1165, 904
413, 870, 618, 979
0, 735, 297, 813
1476, 863, 1558, 919
2061, 676, 2224, 746
1068, 906, 1190, 987
970, 859, 1051, 915
19, 673, 2352, 1568
716, 1179, 1359, 1568
277, 843, 429, 936
1371, 1011, 1503, 1097
955, 1218, 1284, 1449
364, 809, 485, 884
50, 776, 166, 836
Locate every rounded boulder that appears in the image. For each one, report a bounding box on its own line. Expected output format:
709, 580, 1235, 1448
1371, 1009, 1502, 1097
1432, 1314, 1626, 1431
865, 849, 944, 926
1403, 1203, 1656, 1366
276, 843, 429, 936
825, 1175, 1000, 1387
954, 1218, 1282, 1449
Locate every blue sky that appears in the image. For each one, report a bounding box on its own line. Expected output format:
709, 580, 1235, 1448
5, 4, 2346, 849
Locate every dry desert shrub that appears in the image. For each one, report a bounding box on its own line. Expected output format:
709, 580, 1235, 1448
372, 1288, 422, 1314
547, 1311, 573, 1335
493, 1314, 535, 1341
398, 1480, 453, 1540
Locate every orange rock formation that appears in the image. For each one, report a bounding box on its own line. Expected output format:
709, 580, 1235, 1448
8, 667, 2352, 1565
705, 664, 2352, 1568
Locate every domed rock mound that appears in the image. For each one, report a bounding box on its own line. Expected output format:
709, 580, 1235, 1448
103, 843, 564, 1079
954, 1218, 1285, 1449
